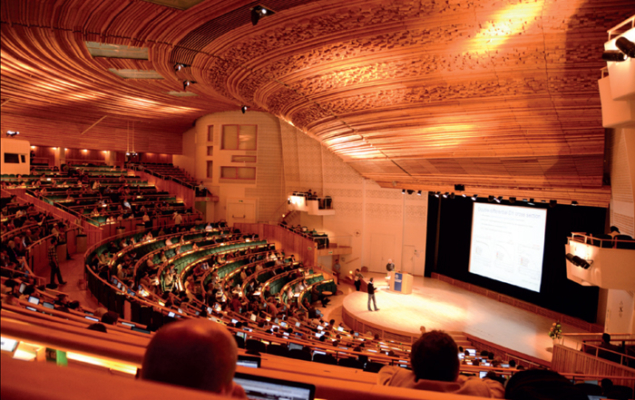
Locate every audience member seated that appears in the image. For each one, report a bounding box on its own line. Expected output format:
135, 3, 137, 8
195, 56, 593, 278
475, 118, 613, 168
377, 330, 504, 398
141, 319, 246, 398
504, 369, 588, 400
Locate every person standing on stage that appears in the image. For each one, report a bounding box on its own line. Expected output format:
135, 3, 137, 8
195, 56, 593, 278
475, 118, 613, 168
354, 268, 363, 291
386, 259, 395, 273
367, 277, 379, 312
47, 236, 66, 288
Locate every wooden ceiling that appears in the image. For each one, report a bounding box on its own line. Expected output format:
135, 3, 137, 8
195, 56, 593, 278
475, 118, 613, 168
2, 0, 634, 206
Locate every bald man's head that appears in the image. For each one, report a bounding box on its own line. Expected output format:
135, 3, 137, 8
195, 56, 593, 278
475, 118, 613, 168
141, 319, 238, 394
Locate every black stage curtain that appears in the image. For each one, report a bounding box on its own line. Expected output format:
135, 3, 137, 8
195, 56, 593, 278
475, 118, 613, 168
426, 196, 605, 323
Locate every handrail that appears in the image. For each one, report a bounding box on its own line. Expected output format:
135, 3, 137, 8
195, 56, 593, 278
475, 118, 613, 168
570, 232, 634, 244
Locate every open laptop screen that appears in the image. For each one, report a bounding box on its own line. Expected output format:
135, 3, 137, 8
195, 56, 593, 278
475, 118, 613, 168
233, 372, 315, 400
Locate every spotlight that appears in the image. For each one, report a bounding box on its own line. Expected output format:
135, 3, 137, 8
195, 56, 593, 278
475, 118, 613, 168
566, 253, 591, 269
250, 5, 274, 26
241, 105, 248, 114
6, 131, 19, 137
616, 37, 635, 59
183, 80, 196, 91
462, 193, 467, 198
417, 190, 422, 196
402, 189, 406, 194
434, 192, 440, 198
602, 50, 627, 62
174, 63, 188, 72
566, 253, 576, 263
528, 198, 535, 205
549, 200, 557, 208
471, 194, 478, 201
509, 197, 516, 204
571, 201, 578, 206
449, 193, 455, 199
495, 196, 502, 203
407, 190, 414, 195
442, 192, 449, 199
488, 195, 495, 202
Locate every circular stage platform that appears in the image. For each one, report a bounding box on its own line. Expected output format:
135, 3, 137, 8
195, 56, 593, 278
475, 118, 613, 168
341, 275, 584, 362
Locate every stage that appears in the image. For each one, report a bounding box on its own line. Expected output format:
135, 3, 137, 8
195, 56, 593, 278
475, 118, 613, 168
341, 274, 590, 363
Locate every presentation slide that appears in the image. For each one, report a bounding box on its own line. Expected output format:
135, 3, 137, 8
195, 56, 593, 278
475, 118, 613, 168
469, 203, 547, 292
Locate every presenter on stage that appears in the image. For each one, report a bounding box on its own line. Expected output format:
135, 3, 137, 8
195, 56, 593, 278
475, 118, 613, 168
386, 258, 395, 279
368, 278, 379, 312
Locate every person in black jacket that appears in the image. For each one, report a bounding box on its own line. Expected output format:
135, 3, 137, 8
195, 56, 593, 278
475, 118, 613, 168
367, 277, 379, 311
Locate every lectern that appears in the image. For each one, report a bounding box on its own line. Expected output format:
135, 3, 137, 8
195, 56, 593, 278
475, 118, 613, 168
388, 271, 413, 294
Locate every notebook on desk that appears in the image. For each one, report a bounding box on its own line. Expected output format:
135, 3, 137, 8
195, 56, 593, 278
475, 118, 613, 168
233, 372, 315, 400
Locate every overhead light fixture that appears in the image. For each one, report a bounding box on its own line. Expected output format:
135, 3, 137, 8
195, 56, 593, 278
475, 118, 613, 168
571, 201, 578, 206
549, 200, 557, 208
616, 37, 635, 59
6, 131, 19, 137
407, 190, 414, 195
449, 193, 455, 200
495, 196, 502, 203
241, 105, 248, 114
602, 50, 627, 62
417, 191, 422, 196
442, 192, 449, 199
402, 189, 406, 194
488, 195, 495, 203
434, 192, 440, 198
471, 194, 478, 201
528, 198, 535, 205
183, 80, 196, 91
250, 5, 275, 26
174, 63, 189, 72
509, 197, 516, 204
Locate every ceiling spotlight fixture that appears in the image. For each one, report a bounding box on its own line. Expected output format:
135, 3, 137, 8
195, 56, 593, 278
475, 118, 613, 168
495, 196, 502, 203
241, 105, 248, 114
417, 190, 422, 196
528, 198, 535, 205
616, 37, 635, 59
402, 189, 406, 194
407, 190, 414, 195
549, 200, 557, 208
509, 197, 516, 204
449, 192, 455, 200
602, 50, 627, 62
6, 130, 20, 137
251, 5, 275, 26
442, 192, 449, 199
434, 192, 440, 198
182, 80, 196, 91
488, 195, 494, 203
571, 201, 578, 206
471, 194, 478, 201
566, 253, 592, 269
174, 63, 189, 72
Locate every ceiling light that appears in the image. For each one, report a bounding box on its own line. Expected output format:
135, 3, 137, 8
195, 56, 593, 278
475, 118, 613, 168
241, 106, 248, 114
407, 190, 414, 195
549, 200, 557, 208
417, 191, 421, 196
442, 192, 449, 198
509, 197, 516, 204
495, 196, 502, 203
402, 189, 406, 194
251, 5, 275, 26
602, 50, 627, 62
174, 63, 188, 72
528, 198, 535, 205
616, 37, 635, 59
571, 201, 578, 206
183, 80, 195, 91
449, 193, 455, 199
434, 192, 440, 198
471, 194, 478, 201
6, 131, 19, 137
488, 196, 494, 203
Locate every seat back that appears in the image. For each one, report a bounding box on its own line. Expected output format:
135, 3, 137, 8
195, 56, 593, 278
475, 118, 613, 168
338, 357, 363, 369
245, 339, 266, 354
313, 353, 337, 365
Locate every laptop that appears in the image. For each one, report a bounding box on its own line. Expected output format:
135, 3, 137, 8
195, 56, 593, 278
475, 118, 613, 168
237, 355, 261, 369
233, 372, 315, 400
